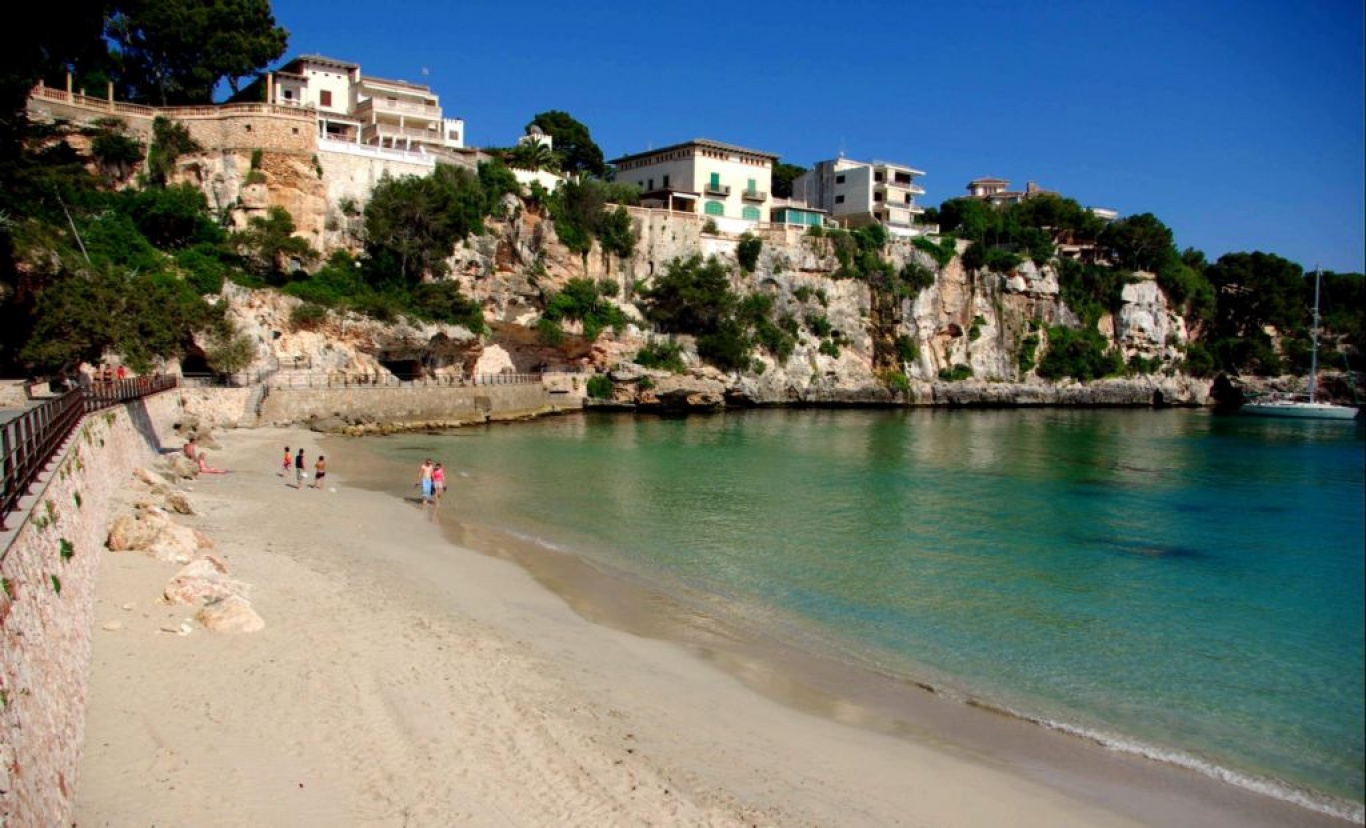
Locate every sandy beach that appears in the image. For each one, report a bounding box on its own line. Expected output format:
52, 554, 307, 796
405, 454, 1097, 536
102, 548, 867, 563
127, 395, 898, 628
71, 425, 1352, 827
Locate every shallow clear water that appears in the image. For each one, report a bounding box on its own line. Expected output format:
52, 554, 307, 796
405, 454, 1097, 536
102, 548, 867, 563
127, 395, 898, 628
373, 408, 1365, 814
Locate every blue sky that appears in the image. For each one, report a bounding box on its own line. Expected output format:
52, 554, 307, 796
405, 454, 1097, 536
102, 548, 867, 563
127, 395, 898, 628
269, 0, 1364, 272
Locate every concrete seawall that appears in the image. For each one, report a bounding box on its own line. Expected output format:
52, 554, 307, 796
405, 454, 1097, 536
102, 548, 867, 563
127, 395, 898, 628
0, 390, 185, 827
257, 382, 583, 427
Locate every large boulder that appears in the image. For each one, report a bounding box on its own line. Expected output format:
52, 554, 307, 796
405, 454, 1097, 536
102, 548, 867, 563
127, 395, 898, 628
106, 506, 213, 563
196, 595, 265, 633
164, 556, 250, 606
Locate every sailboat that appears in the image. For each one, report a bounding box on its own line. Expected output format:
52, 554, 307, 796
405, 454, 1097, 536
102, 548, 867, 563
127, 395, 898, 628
1242, 268, 1360, 420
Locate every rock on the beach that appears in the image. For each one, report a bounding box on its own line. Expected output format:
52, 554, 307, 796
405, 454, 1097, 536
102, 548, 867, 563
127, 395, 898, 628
165, 454, 200, 480
196, 595, 265, 633
163, 490, 194, 515
132, 467, 172, 488
164, 556, 250, 606
106, 506, 214, 563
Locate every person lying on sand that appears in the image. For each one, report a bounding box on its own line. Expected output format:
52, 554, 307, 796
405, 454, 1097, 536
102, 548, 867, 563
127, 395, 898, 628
196, 454, 228, 474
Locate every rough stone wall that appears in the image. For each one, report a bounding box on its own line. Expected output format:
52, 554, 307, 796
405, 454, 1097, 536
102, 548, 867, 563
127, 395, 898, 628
0, 390, 183, 828
257, 382, 574, 427
26, 91, 316, 156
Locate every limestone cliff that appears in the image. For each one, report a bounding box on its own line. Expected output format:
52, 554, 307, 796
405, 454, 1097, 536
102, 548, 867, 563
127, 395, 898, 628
197, 178, 1214, 408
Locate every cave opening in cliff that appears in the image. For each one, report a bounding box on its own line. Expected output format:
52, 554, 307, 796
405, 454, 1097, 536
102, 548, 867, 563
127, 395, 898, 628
180, 348, 210, 377
380, 358, 421, 380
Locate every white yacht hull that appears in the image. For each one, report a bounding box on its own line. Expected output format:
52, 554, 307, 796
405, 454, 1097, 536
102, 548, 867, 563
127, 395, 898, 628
1242, 401, 1360, 420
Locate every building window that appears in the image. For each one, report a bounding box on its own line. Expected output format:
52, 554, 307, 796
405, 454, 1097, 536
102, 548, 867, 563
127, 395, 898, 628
704, 201, 725, 216
244, 124, 252, 132
663, 174, 670, 188
874, 192, 884, 202
834, 195, 844, 204
709, 172, 720, 189
874, 172, 884, 182
648, 178, 654, 190
320, 90, 332, 107
835, 174, 845, 184
283, 89, 294, 100
742, 206, 760, 221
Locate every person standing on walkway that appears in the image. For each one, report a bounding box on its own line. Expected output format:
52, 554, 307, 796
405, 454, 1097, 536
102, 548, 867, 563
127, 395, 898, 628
282, 446, 291, 477
312, 455, 327, 489
295, 448, 306, 489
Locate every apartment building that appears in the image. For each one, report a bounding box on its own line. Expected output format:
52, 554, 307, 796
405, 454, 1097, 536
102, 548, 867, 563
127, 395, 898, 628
609, 138, 777, 226
791, 157, 929, 237
260, 55, 464, 152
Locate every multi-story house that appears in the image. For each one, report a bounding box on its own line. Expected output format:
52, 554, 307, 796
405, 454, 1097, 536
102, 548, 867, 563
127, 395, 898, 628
964, 178, 1054, 207
791, 157, 929, 237
609, 139, 777, 229
259, 55, 464, 153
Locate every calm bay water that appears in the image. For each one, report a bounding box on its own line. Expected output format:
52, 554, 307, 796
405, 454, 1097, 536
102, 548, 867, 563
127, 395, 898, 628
374, 408, 1364, 817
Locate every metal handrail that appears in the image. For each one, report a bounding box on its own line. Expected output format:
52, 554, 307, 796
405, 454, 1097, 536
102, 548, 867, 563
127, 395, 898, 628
1, 375, 178, 533
263, 372, 544, 389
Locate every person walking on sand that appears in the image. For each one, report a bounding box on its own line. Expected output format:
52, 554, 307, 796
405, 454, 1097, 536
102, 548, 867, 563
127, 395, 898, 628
282, 446, 291, 477
295, 448, 306, 489
416, 458, 434, 505
312, 455, 327, 489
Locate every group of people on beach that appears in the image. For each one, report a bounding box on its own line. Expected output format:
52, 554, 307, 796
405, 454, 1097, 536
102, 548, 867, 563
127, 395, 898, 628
283, 445, 327, 489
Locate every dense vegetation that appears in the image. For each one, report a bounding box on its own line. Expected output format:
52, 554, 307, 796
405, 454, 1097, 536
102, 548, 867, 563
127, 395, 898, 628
0, 0, 1360, 386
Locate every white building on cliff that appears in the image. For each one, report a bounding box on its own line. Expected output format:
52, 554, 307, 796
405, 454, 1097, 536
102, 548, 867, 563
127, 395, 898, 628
609, 138, 777, 233
792, 157, 930, 237
256, 55, 465, 154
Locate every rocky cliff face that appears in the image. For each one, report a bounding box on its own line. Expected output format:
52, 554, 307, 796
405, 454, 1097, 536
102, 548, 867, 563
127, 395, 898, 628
175, 149, 328, 246
201, 181, 1216, 408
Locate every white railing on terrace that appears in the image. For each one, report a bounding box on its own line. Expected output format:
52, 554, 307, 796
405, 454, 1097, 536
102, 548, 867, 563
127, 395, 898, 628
317, 136, 435, 165
356, 98, 441, 118
366, 123, 443, 141
29, 85, 315, 121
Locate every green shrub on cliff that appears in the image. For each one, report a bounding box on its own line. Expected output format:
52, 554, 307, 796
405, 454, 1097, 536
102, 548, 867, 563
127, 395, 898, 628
635, 340, 686, 373
736, 233, 763, 273
586, 374, 614, 399
1037, 325, 1123, 381
543, 277, 625, 341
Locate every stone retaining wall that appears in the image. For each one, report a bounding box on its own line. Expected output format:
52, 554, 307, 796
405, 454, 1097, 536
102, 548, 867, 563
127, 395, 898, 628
0, 391, 184, 827
257, 383, 580, 426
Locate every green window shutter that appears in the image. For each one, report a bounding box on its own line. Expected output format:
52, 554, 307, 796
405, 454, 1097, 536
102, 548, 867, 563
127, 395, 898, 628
709, 172, 720, 188
742, 206, 760, 221
704, 200, 725, 216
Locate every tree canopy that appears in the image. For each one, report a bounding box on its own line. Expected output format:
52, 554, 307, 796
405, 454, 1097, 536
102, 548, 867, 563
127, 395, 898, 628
107, 0, 288, 105
529, 110, 606, 178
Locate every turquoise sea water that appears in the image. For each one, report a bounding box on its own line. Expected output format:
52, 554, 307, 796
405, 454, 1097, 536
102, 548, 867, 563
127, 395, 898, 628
373, 409, 1364, 818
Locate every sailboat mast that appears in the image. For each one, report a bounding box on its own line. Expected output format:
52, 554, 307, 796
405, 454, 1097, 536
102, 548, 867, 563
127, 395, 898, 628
1309, 267, 1321, 404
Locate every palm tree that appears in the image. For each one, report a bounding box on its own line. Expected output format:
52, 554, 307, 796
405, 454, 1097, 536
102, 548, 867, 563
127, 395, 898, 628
507, 140, 559, 173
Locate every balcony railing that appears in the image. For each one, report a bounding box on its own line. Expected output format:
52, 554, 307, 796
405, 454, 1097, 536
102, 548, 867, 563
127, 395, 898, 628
703, 182, 731, 196
364, 123, 442, 141
356, 97, 441, 119
740, 189, 767, 202
879, 179, 926, 195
